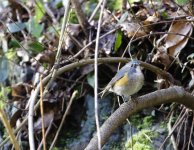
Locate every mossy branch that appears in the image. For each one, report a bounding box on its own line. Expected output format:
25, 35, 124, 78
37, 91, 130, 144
85, 86, 194, 150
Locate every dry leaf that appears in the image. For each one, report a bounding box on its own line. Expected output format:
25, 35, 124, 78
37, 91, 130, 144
99, 33, 116, 54
66, 24, 81, 36
120, 22, 147, 38
152, 47, 172, 69
144, 13, 159, 25
33, 50, 56, 65
10, 109, 22, 128
12, 83, 33, 101
135, 8, 148, 20
165, 21, 192, 48
168, 26, 193, 56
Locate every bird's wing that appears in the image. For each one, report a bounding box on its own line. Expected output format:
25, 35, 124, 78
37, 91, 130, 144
101, 63, 131, 98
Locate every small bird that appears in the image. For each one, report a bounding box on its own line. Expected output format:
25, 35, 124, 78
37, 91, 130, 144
101, 61, 144, 101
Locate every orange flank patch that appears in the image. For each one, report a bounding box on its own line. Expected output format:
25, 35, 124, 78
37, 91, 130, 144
114, 73, 129, 86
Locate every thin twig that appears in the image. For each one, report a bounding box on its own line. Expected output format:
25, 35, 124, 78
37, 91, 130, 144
183, 112, 189, 149
40, 75, 46, 150
35, 0, 59, 34
28, 1, 71, 149
94, 0, 106, 149
88, 0, 103, 22
48, 90, 78, 150
168, 111, 178, 150
14, 0, 32, 34
37, 117, 53, 150
187, 117, 194, 150
0, 109, 20, 150
122, 0, 127, 12
66, 27, 119, 63
132, 31, 194, 43
159, 109, 188, 150
118, 25, 140, 69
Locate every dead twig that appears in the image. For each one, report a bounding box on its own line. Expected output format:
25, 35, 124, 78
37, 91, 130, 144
0, 109, 20, 150
168, 111, 178, 150
48, 90, 78, 150
94, 0, 107, 149
187, 117, 194, 150
159, 109, 188, 150
40, 75, 46, 150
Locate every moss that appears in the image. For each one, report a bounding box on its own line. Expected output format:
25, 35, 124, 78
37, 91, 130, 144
69, 11, 78, 24
130, 115, 153, 130
125, 129, 158, 150
141, 116, 153, 129
107, 0, 122, 11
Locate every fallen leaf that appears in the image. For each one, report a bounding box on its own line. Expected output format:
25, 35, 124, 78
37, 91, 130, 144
120, 22, 147, 38
66, 24, 81, 36
10, 109, 22, 128
99, 33, 116, 54
11, 83, 33, 101
152, 47, 172, 69
33, 50, 56, 65
144, 13, 159, 25
168, 26, 193, 56
165, 21, 192, 48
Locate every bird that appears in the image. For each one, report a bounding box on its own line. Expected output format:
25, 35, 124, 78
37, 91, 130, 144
101, 60, 144, 101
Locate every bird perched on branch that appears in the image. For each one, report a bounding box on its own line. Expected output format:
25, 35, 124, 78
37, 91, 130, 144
101, 61, 144, 101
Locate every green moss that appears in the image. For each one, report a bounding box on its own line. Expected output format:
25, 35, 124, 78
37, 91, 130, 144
107, 0, 122, 11
125, 129, 157, 150
110, 144, 123, 150
69, 11, 78, 24
130, 115, 153, 130
142, 116, 153, 128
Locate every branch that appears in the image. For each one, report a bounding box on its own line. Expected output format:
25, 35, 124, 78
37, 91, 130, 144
85, 86, 194, 150
93, 0, 106, 149
71, 0, 89, 36
0, 57, 176, 147
0, 109, 20, 150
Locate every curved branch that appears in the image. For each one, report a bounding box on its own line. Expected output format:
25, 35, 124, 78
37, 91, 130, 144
0, 57, 176, 147
85, 86, 194, 150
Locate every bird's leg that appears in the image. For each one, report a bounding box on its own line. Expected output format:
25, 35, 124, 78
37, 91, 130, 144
122, 96, 131, 102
